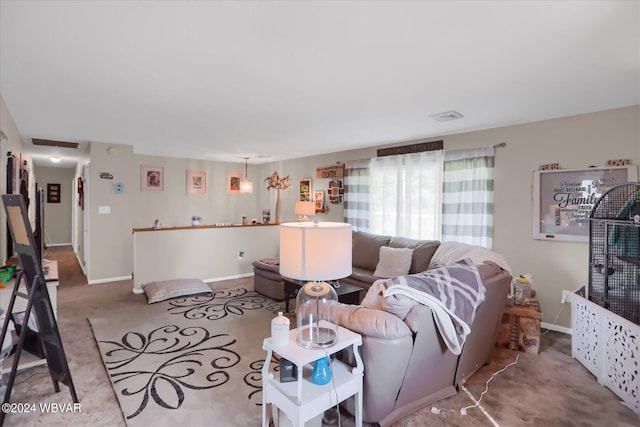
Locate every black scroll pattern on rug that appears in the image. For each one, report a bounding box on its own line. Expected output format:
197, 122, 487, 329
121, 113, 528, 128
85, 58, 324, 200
167, 288, 265, 320
99, 325, 240, 419
166, 287, 286, 320
244, 353, 281, 406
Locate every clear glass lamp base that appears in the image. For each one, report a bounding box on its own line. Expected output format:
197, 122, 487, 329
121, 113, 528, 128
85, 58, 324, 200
296, 325, 337, 348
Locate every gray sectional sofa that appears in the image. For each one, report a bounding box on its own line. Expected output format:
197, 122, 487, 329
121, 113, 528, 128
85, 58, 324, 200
252, 230, 441, 300
254, 229, 513, 425
326, 249, 512, 426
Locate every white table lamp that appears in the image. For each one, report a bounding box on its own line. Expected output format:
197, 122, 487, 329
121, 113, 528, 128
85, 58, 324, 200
280, 222, 352, 348
294, 201, 316, 222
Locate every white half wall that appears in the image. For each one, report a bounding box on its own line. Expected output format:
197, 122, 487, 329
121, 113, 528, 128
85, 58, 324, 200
132, 224, 279, 292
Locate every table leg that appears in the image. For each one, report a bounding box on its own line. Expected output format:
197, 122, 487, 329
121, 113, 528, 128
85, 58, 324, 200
355, 390, 362, 427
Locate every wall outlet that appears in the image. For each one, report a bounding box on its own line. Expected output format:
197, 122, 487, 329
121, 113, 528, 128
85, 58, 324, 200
561, 290, 572, 304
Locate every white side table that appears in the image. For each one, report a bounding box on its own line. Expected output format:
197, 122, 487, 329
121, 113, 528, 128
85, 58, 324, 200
262, 324, 363, 427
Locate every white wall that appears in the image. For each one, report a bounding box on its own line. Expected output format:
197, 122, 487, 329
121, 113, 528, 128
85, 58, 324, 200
87, 142, 135, 283
132, 225, 279, 292
83, 105, 639, 329
0, 95, 34, 262
33, 166, 75, 245
131, 155, 263, 228
256, 106, 640, 330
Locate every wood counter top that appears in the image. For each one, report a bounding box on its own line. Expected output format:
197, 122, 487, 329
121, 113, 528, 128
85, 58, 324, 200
132, 223, 280, 233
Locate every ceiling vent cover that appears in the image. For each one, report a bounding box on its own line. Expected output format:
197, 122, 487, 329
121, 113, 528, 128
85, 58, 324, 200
429, 111, 464, 122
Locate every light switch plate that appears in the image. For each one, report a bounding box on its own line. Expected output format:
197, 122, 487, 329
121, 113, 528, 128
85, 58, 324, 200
113, 182, 124, 194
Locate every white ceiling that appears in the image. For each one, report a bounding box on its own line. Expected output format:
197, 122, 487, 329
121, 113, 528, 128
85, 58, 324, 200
1, 1, 638, 167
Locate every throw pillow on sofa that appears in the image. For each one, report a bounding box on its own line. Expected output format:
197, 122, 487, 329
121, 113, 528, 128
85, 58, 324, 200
373, 246, 413, 278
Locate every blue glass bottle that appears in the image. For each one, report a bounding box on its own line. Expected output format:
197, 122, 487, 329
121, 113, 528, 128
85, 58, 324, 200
311, 356, 332, 385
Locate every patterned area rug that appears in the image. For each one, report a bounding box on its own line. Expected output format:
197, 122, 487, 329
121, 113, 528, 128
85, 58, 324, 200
89, 281, 286, 426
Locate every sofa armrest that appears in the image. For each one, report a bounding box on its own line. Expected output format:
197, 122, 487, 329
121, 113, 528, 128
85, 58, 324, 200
324, 302, 412, 340
326, 303, 414, 423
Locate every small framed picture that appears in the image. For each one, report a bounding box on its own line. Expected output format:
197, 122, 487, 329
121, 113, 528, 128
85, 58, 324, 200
227, 172, 243, 194
299, 178, 312, 201
314, 191, 324, 210
47, 183, 61, 203
187, 170, 207, 195
328, 179, 343, 204
261, 208, 271, 224
141, 166, 164, 191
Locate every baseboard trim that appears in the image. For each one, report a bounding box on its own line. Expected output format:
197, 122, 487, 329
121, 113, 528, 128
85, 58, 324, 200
46, 242, 72, 247
541, 322, 571, 335
73, 250, 88, 276
89, 275, 132, 285
204, 272, 254, 283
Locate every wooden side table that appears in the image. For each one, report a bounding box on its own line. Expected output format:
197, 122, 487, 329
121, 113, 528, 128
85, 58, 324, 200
495, 299, 542, 355
262, 324, 363, 427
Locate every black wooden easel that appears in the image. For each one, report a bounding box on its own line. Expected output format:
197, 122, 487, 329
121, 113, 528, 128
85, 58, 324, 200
0, 195, 77, 426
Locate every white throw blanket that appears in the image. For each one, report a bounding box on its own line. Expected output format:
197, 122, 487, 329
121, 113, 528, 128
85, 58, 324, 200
363, 259, 486, 355
433, 241, 512, 275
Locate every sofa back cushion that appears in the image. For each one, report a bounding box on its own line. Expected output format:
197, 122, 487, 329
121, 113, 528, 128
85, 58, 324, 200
352, 231, 391, 271
374, 246, 414, 278
389, 237, 440, 274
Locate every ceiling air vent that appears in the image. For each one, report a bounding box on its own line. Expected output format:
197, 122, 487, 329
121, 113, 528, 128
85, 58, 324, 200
32, 138, 80, 149
429, 111, 464, 122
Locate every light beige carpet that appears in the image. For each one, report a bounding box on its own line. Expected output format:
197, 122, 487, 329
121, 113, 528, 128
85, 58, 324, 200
4, 247, 640, 427
89, 284, 286, 426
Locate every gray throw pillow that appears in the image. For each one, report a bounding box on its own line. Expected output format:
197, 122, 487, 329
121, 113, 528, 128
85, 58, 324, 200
373, 246, 414, 279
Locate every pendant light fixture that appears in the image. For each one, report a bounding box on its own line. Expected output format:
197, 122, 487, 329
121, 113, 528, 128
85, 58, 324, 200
240, 157, 253, 194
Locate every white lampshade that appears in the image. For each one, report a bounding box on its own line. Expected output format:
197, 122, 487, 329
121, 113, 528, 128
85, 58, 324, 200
295, 201, 316, 216
279, 222, 352, 281
294, 200, 316, 221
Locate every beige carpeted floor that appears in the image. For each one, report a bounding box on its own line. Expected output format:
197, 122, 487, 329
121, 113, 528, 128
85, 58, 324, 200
3, 246, 640, 426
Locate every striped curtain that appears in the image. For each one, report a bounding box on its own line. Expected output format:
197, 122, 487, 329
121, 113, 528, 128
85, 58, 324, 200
442, 147, 495, 248
343, 159, 370, 231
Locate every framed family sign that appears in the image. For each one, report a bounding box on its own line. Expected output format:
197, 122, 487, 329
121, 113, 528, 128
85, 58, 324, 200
533, 165, 637, 242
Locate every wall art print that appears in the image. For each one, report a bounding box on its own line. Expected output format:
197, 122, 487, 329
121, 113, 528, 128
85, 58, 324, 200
532, 165, 637, 242
141, 166, 164, 192
299, 178, 312, 201
227, 172, 243, 195
47, 183, 61, 203
187, 170, 207, 195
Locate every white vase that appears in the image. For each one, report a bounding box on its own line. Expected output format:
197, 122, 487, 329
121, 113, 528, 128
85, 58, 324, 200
275, 190, 283, 223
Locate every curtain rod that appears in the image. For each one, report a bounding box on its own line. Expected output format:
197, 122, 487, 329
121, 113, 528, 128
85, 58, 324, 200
341, 142, 507, 164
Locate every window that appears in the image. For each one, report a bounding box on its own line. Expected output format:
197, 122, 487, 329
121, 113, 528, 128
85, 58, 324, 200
345, 146, 495, 248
